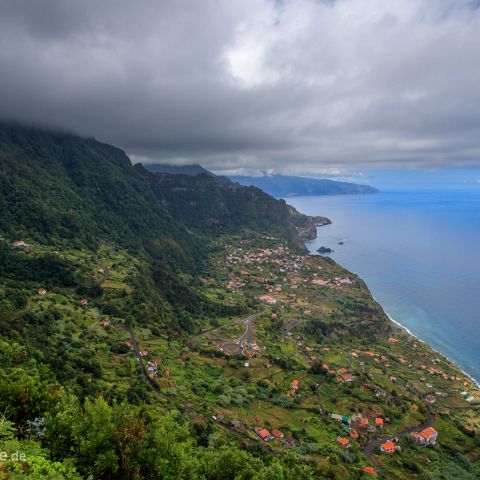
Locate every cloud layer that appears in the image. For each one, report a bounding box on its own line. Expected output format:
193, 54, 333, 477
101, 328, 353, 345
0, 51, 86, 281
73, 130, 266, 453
1, 0, 480, 174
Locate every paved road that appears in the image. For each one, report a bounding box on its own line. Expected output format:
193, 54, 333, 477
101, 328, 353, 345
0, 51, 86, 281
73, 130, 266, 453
121, 323, 162, 395
362, 412, 435, 469
217, 313, 259, 356
121, 321, 279, 456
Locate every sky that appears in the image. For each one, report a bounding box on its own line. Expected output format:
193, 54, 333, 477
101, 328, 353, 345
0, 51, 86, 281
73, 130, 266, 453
1, 0, 480, 183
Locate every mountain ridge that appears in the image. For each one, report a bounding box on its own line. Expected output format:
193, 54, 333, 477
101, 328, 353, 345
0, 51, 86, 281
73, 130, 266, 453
230, 174, 379, 197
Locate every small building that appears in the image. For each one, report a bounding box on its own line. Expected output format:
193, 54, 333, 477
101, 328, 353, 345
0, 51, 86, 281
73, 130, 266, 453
258, 295, 277, 305
284, 436, 296, 448
12, 240, 27, 248
255, 427, 274, 442
146, 361, 158, 374
38, 288, 47, 296
380, 440, 396, 454
375, 417, 384, 427
349, 429, 359, 439
412, 427, 438, 446
337, 436, 350, 448
363, 466, 378, 475
271, 429, 284, 440
340, 374, 354, 383
359, 418, 369, 428
80, 298, 88, 307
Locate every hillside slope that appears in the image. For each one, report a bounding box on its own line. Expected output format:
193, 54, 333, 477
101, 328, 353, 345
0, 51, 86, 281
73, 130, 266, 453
0, 123, 316, 331
1, 124, 479, 480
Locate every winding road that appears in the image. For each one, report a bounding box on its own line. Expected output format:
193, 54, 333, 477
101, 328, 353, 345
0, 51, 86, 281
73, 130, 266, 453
216, 313, 259, 356
120, 319, 280, 456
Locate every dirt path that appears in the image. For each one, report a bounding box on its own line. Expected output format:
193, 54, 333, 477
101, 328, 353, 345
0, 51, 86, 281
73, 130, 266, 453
94, 254, 110, 286
362, 412, 435, 469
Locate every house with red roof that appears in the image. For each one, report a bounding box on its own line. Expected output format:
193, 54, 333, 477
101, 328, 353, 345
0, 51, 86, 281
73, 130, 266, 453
255, 427, 274, 442
375, 417, 384, 427
363, 466, 378, 475
12, 240, 27, 248
412, 427, 438, 446
380, 440, 396, 453
359, 418, 369, 428
337, 436, 350, 448
271, 429, 284, 440
349, 429, 359, 439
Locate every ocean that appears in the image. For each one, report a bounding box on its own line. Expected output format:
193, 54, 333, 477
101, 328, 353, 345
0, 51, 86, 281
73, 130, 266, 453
288, 188, 480, 383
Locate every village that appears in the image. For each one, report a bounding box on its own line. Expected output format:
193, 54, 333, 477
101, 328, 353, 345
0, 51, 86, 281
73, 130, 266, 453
4, 234, 480, 477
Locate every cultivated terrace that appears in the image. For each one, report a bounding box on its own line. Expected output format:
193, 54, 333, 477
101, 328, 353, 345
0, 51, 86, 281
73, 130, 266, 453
1, 231, 479, 479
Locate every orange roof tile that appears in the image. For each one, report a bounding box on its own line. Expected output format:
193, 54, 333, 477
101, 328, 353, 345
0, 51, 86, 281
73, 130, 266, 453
419, 427, 437, 439
381, 440, 395, 453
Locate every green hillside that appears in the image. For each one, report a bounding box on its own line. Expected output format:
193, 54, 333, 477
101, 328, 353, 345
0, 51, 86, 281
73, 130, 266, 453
1, 124, 479, 480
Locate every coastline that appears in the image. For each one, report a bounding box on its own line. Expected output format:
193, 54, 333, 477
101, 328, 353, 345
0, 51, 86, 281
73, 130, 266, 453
303, 217, 480, 389
384, 309, 480, 389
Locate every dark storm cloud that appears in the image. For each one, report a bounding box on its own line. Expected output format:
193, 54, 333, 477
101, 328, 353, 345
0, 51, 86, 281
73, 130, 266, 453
1, 0, 480, 174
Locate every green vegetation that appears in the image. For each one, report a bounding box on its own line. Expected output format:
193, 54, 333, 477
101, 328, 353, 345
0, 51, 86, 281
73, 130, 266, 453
0, 124, 479, 479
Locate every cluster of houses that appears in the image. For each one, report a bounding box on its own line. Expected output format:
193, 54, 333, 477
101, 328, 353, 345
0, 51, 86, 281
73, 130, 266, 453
226, 245, 301, 271
225, 243, 356, 299
379, 427, 438, 455
254, 426, 295, 447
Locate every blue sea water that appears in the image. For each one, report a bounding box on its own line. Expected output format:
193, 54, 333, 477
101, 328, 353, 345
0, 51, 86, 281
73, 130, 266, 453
288, 189, 480, 383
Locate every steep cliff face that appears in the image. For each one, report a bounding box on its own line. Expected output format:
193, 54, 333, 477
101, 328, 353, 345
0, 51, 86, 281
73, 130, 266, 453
0, 124, 312, 256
